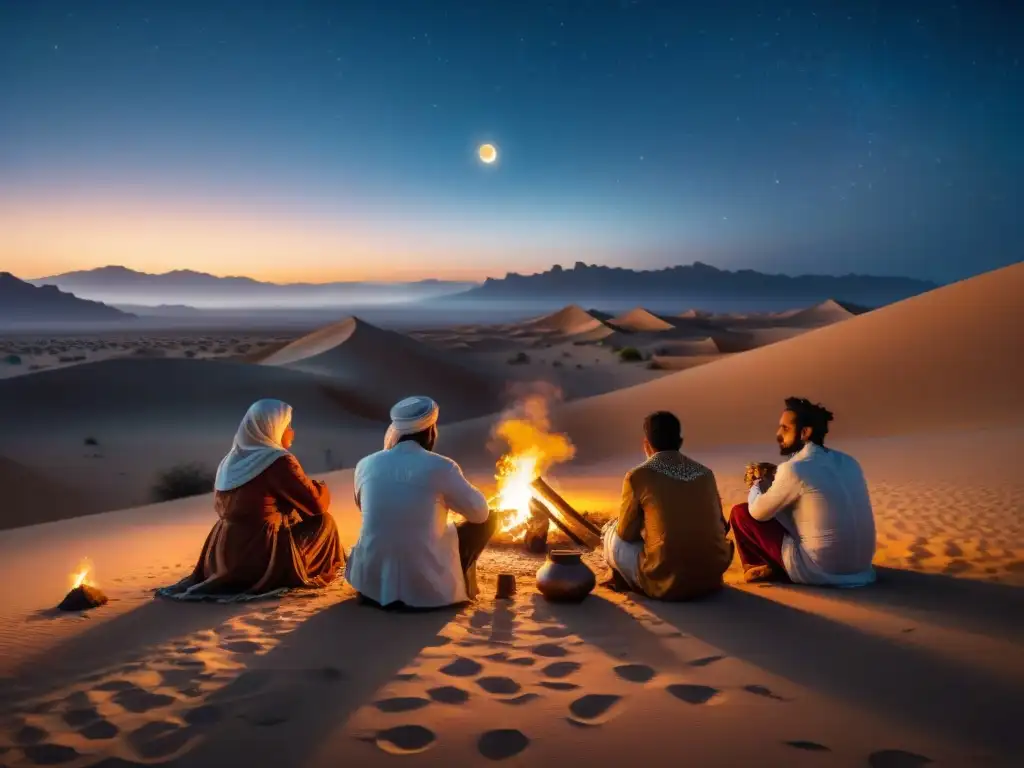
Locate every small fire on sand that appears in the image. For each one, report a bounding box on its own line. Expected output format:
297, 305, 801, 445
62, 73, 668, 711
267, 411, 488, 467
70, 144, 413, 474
58, 558, 108, 611
491, 395, 575, 540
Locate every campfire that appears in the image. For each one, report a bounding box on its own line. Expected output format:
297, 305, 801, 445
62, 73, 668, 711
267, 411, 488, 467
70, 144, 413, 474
487, 395, 601, 553
58, 558, 108, 611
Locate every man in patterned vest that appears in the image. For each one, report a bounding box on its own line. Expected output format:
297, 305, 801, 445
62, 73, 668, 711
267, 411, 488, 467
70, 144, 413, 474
602, 411, 733, 600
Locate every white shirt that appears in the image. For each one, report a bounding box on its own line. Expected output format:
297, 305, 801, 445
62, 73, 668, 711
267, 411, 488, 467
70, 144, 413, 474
749, 442, 876, 587
346, 441, 489, 607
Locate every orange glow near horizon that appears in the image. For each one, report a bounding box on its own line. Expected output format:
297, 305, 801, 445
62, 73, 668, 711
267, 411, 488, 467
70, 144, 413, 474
0, 193, 556, 283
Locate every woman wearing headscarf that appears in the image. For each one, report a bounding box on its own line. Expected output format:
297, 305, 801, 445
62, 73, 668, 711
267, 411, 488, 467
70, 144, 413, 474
159, 399, 344, 601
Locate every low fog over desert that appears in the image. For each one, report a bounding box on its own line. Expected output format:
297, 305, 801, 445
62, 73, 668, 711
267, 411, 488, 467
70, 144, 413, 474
3, 2, 1024, 768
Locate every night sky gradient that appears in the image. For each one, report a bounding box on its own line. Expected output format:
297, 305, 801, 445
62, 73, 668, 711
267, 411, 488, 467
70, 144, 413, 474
1, 1, 1021, 283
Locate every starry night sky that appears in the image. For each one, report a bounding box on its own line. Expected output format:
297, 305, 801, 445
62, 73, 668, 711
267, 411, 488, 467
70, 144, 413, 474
1, 1, 1021, 283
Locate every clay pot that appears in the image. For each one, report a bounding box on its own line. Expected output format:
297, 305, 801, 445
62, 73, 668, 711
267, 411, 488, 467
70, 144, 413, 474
536, 550, 596, 603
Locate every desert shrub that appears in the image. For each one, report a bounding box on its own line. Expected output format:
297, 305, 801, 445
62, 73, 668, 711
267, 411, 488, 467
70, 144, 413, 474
507, 351, 530, 365
576, 363, 583, 369
184, 350, 197, 358
552, 360, 563, 367
84, 436, 99, 446
151, 463, 216, 502
4, 354, 22, 365
562, 351, 572, 357
618, 347, 643, 362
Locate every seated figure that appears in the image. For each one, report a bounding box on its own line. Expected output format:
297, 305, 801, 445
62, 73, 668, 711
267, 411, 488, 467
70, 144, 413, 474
603, 411, 733, 600
729, 397, 876, 586
159, 398, 343, 601
345, 396, 497, 610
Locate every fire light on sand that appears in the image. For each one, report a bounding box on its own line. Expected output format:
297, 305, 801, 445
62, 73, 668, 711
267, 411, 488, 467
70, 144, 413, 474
69, 558, 94, 590
491, 395, 575, 539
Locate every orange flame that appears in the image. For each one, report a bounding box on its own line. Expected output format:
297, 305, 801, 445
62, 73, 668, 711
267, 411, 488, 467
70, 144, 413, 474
491, 395, 575, 539
69, 558, 94, 590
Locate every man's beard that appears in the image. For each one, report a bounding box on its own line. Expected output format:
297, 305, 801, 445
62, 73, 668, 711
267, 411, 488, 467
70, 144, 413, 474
778, 437, 803, 456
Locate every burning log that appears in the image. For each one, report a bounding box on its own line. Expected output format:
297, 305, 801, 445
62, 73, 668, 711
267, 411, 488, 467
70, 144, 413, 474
58, 561, 107, 611
530, 476, 602, 551
524, 498, 551, 554
59, 583, 108, 611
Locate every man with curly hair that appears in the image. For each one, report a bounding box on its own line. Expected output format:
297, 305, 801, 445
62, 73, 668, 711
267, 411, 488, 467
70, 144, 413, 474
728, 397, 877, 586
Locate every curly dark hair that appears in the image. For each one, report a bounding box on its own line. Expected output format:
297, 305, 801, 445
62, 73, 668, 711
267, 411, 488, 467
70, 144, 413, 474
784, 397, 834, 445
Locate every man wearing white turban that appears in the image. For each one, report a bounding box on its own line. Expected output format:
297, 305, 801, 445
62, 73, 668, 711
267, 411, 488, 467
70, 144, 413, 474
346, 396, 497, 609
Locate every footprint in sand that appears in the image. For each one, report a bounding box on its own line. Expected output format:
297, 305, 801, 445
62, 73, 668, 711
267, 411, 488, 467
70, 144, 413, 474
688, 655, 725, 668
425, 635, 453, 648
534, 626, 572, 639
531, 643, 569, 658
111, 686, 176, 714
785, 740, 831, 752
542, 661, 581, 679
80, 719, 120, 740
222, 640, 263, 654
394, 672, 420, 682
15, 725, 48, 745
613, 664, 656, 683
478, 729, 530, 760
867, 749, 933, 767
374, 696, 432, 713
128, 721, 195, 759
374, 725, 437, 755
22, 743, 80, 764
666, 684, 720, 705
499, 693, 540, 706
440, 657, 483, 677
485, 652, 535, 667
568, 694, 622, 726
477, 677, 522, 695
538, 681, 579, 691
62, 707, 99, 728
743, 684, 788, 702
428, 686, 470, 705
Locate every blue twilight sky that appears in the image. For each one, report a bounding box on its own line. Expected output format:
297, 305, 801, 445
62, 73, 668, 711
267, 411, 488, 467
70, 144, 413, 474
1, 0, 1021, 283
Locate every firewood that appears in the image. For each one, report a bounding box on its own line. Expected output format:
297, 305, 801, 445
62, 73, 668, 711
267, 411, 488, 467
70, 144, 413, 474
530, 476, 602, 550
525, 498, 551, 553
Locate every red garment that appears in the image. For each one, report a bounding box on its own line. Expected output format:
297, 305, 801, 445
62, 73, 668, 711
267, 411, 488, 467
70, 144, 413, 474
729, 503, 788, 577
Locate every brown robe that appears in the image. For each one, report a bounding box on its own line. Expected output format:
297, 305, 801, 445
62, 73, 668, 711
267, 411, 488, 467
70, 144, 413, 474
617, 451, 732, 601
160, 455, 344, 600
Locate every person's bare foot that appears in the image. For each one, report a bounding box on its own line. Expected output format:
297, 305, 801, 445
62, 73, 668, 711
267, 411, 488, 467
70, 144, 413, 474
742, 565, 775, 583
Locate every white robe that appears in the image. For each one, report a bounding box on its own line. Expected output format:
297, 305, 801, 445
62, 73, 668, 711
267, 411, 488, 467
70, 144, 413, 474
750, 442, 876, 587
346, 441, 489, 607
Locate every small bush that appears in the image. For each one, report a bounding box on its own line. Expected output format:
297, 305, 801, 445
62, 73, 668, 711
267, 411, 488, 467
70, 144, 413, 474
151, 463, 216, 502
4, 354, 22, 365
618, 347, 643, 362
507, 351, 530, 365
84, 436, 99, 446
184, 350, 197, 358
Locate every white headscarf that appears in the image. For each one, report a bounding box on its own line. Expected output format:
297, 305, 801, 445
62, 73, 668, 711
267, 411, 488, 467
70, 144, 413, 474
215, 399, 293, 492
384, 396, 439, 450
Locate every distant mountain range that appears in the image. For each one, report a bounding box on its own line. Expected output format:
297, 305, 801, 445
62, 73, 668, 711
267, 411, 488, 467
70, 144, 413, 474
0, 272, 133, 323
28, 266, 478, 308
454, 261, 938, 305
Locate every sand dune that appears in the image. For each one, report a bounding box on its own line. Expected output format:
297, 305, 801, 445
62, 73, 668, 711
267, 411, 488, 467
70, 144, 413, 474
446, 263, 1024, 465
0, 357, 387, 431
608, 307, 677, 332
0, 456, 99, 530
521, 305, 611, 337
780, 298, 867, 327
257, 317, 507, 420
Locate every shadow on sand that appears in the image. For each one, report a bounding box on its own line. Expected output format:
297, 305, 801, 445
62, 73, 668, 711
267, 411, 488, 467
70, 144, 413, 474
2, 598, 253, 707
639, 579, 1024, 758
177, 597, 456, 768
796, 566, 1024, 640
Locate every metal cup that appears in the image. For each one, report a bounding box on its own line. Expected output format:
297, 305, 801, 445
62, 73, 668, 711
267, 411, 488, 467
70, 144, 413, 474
495, 573, 516, 599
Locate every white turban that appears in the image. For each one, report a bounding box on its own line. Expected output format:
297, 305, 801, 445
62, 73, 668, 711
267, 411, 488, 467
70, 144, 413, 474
214, 399, 293, 492
384, 396, 439, 450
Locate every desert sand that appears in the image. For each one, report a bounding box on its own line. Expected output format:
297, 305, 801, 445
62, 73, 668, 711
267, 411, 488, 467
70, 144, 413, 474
0, 266, 1022, 766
